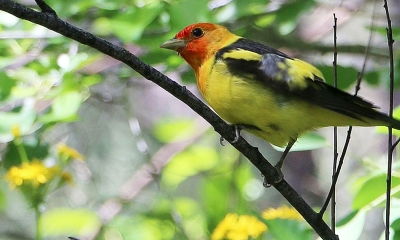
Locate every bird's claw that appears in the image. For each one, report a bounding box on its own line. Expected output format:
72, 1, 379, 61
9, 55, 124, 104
273, 165, 284, 183
219, 136, 226, 146
261, 165, 284, 188
262, 174, 271, 188
219, 125, 244, 146
232, 125, 242, 143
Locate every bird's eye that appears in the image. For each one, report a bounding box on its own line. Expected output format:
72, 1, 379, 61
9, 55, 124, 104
192, 28, 204, 38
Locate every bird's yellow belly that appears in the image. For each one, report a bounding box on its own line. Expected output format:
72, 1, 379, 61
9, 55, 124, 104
200, 67, 301, 146
199, 61, 367, 147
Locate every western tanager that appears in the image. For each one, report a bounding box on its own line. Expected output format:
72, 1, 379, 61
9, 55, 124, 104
160, 22, 400, 174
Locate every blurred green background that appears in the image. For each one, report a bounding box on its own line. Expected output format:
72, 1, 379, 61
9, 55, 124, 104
1, 0, 400, 239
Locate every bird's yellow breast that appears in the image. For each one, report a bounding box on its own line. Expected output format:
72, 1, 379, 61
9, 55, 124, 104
197, 57, 370, 147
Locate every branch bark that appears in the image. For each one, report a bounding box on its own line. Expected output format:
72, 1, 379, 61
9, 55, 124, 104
0, 0, 338, 239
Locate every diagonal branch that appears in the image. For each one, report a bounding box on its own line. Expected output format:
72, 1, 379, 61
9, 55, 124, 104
0, 0, 338, 239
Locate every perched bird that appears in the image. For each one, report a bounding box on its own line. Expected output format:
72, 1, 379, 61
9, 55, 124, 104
160, 22, 400, 176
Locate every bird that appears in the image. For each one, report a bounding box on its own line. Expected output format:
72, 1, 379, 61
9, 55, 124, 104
160, 22, 400, 180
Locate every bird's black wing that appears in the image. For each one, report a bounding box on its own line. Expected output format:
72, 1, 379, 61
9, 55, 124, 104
215, 38, 399, 127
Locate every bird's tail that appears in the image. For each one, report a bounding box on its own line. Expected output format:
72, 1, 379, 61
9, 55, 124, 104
382, 115, 400, 130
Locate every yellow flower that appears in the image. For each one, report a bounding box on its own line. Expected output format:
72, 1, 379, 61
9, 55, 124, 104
57, 143, 84, 161
5, 160, 60, 188
11, 124, 21, 138
262, 206, 303, 221
211, 213, 267, 240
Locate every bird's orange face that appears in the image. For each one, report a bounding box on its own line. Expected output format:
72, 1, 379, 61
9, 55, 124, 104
160, 23, 235, 72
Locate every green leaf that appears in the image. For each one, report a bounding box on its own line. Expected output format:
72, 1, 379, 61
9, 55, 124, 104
174, 198, 207, 239
107, 215, 175, 240
168, 0, 212, 31
273, 132, 327, 152
109, 3, 164, 42
4, 140, 49, 168
234, 164, 258, 200
376, 106, 400, 136
274, 0, 316, 34
39, 91, 83, 123
92, 17, 113, 36
81, 74, 102, 87
0, 188, 6, 211
388, 199, 400, 240
201, 174, 231, 230
364, 70, 380, 85
0, 104, 36, 142
353, 174, 400, 210
370, 26, 400, 41
392, 219, 400, 240
137, 50, 179, 66
39, 208, 101, 237
230, 0, 271, 19
336, 210, 366, 240
265, 219, 312, 240
180, 69, 196, 84
317, 65, 359, 90
0, 72, 16, 101
162, 145, 219, 187
153, 118, 197, 143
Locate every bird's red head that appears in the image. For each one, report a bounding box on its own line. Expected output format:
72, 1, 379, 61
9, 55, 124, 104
160, 23, 238, 72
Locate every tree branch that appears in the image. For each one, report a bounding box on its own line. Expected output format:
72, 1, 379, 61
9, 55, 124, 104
0, 0, 338, 239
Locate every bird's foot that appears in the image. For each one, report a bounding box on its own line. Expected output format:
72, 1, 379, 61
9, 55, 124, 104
261, 174, 271, 188
273, 164, 284, 183
261, 165, 284, 188
219, 124, 245, 145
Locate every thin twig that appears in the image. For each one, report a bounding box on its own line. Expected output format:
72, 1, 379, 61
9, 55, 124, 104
34, 0, 57, 15
331, 13, 338, 233
392, 138, 400, 151
0, 0, 338, 239
383, 0, 395, 239
320, 2, 378, 217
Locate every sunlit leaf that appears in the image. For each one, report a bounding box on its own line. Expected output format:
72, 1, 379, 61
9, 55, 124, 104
162, 145, 219, 186
81, 74, 102, 87
153, 118, 197, 143
107, 215, 175, 240
39, 208, 101, 237
353, 174, 400, 210
376, 106, 400, 136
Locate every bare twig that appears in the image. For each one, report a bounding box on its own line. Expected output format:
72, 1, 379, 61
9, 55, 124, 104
34, 0, 57, 15
0, 0, 338, 239
331, 13, 338, 233
321, 2, 378, 218
383, 0, 395, 239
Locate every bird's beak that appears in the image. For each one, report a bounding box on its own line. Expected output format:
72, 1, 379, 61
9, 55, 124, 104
160, 38, 186, 51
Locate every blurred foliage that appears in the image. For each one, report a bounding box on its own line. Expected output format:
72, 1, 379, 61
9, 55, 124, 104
1, 0, 400, 239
